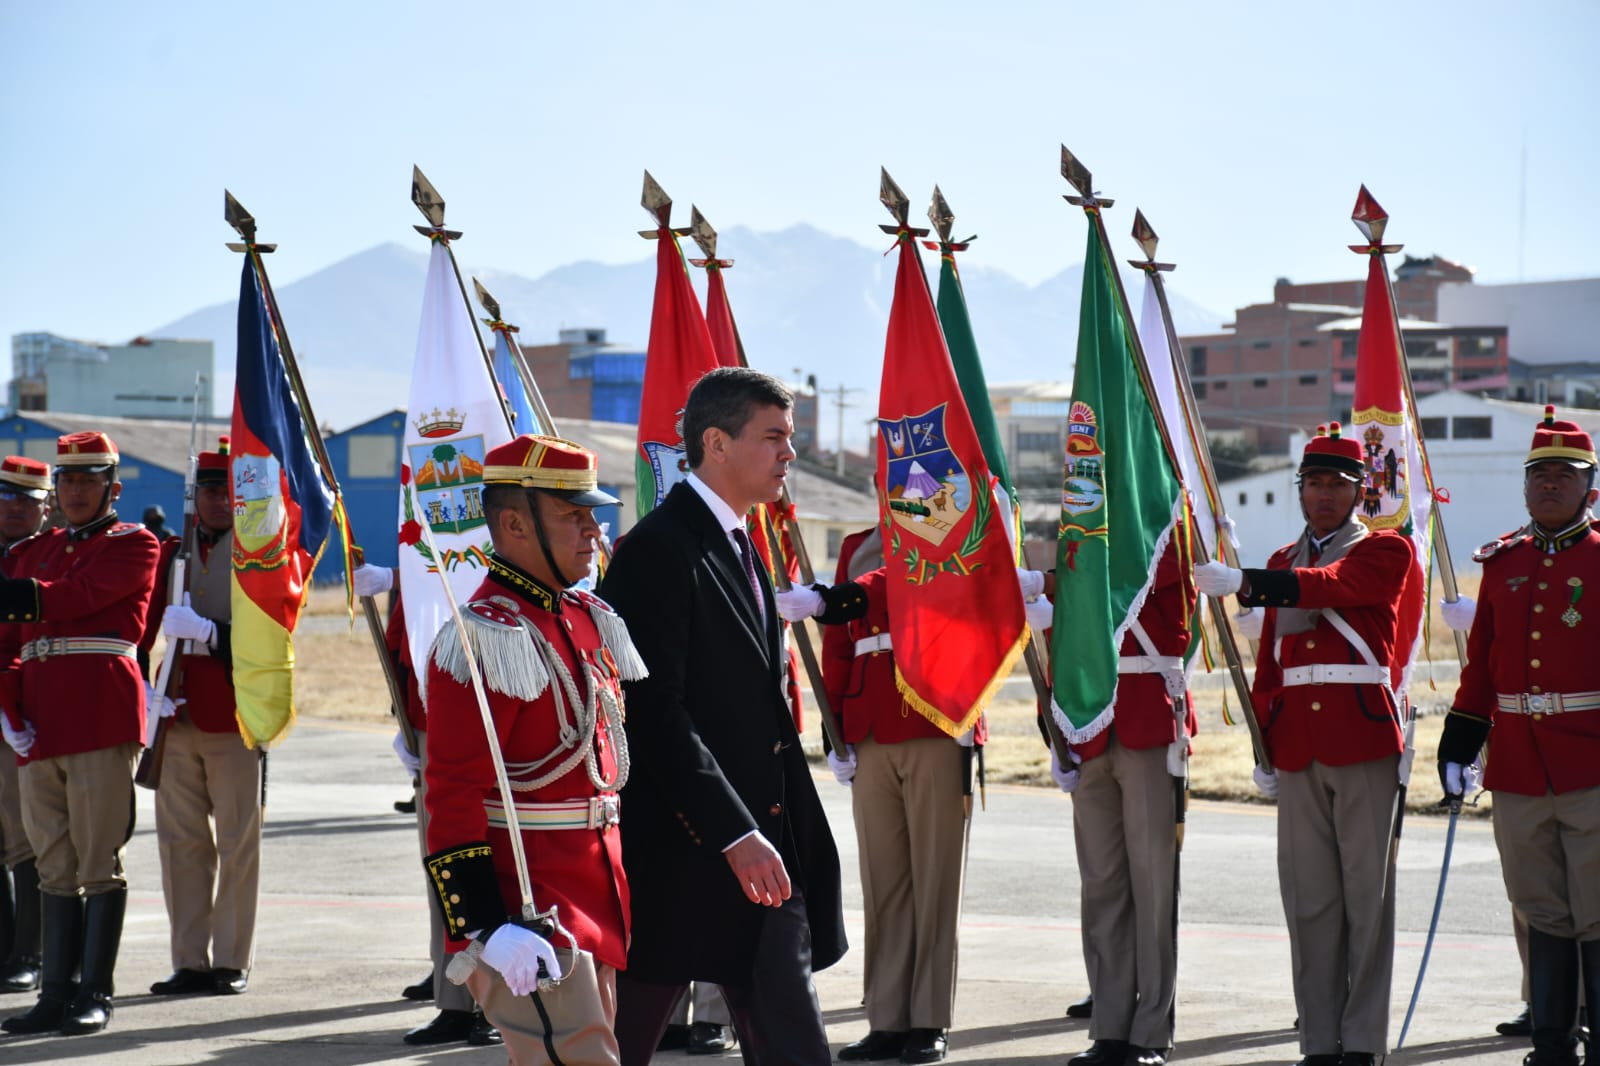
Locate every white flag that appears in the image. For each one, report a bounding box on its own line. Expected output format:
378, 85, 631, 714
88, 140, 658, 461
398, 242, 514, 675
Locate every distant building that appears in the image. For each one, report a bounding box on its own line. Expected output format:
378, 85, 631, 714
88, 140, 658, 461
519, 328, 648, 424
1180, 257, 1509, 453
1436, 277, 1600, 408
10, 332, 213, 419
988, 381, 1073, 481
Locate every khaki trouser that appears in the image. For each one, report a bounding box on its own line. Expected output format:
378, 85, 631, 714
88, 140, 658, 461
1276, 756, 1398, 1057
668, 981, 731, 1026
414, 732, 474, 1011
1493, 784, 1600, 942
1072, 737, 1180, 1050
467, 954, 618, 1066
155, 717, 262, 972
852, 736, 969, 1032
20, 742, 138, 896
0, 744, 33, 868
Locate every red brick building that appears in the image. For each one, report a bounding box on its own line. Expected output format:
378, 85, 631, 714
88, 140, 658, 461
1181, 256, 1508, 452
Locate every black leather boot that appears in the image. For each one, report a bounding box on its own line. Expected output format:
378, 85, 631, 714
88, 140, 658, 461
1580, 939, 1599, 1065
0, 862, 13, 960
1524, 926, 1581, 1066
60, 888, 125, 1035
0, 861, 42, 991
2, 892, 83, 1034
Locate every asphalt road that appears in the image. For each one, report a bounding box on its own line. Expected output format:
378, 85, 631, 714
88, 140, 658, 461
0, 718, 1529, 1064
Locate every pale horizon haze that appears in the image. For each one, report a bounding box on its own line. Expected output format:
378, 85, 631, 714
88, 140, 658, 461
3, 1, 1597, 377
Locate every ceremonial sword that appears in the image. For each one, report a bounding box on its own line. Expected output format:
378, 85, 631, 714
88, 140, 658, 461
1394, 792, 1461, 1050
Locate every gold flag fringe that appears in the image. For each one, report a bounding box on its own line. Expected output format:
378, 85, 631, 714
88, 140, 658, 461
893, 626, 1028, 739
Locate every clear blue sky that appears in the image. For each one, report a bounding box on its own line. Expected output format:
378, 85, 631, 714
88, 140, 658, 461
3, 0, 1596, 355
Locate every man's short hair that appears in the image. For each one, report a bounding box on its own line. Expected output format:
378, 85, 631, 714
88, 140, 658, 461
482, 483, 529, 533
683, 367, 793, 469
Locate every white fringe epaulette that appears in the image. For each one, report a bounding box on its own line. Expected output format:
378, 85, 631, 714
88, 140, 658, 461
428, 598, 551, 702
577, 591, 649, 681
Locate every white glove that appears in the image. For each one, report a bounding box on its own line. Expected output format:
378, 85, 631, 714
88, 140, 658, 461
1018, 568, 1045, 599
353, 564, 394, 598
1440, 595, 1477, 633
1232, 607, 1264, 640
775, 585, 825, 623
1050, 746, 1082, 794
1443, 760, 1484, 797
392, 731, 421, 776
1253, 765, 1279, 799
163, 599, 217, 647
1, 715, 35, 758
144, 682, 180, 720
480, 922, 562, 995
1194, 561, 1244, 597
827, 744, 857, 786
1025, 595, 1055, 632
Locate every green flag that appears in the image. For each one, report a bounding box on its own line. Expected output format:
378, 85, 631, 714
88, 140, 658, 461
1051, 223, 1185, 741
933, 245, 1023, 555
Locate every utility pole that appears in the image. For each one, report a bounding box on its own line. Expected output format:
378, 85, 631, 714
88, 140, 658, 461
826, 383, 862, 477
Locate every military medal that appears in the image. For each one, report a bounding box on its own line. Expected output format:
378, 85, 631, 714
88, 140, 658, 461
1563, 577, 1583, 628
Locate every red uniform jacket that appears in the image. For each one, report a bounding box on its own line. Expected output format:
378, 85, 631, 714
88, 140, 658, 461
1072, 543, 1199, 762
0, 516, 159, 761
141, 532, 238, 734
1247, 529, 1412, 772
1452, 523, 1600, 796
382, 590, 426, 736
424, 573, 630, 970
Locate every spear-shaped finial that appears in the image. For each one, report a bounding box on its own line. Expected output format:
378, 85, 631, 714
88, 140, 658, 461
1060, 144, 1115, 209
689, 205, 717, 260
928, 185, 954, 244
1127, 209, 1174, 273
879, 168, 930, 236
1349, 184, 1403, 253
223, 190, 276, 253
411, 166, 462, 239
473, 277, 502, 323
642, 170, 672, 227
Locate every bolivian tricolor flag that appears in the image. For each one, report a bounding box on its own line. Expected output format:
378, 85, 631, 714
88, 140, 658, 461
229, 251, 343, 748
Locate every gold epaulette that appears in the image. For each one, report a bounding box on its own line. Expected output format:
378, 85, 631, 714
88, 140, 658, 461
428, 596, 551, 701
575, 590, 649, 681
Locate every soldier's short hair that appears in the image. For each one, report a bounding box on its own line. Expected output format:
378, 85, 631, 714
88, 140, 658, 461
683, 367, 792, 469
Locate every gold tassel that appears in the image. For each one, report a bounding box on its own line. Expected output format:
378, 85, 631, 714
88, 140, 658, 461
429, 608, 550, 701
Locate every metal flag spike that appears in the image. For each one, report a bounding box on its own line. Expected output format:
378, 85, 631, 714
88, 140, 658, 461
689, 205, 717, 260
642, 170, 672, 227
411, 166, 461, 239
1128, 209, 1174, 272
1060, 144, 1114, 209
928, 185, 955, 244
880, 168, 910, 225
1349, 184, 1403, 253
473, 277, 502, 322
223, 190, 275, 253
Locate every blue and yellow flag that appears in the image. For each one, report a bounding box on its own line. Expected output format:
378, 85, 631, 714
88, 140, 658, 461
229, 251, 346, 748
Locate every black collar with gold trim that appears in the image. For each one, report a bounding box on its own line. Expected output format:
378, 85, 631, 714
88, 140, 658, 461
486, 552, 568, 613
67, 510, 119, 542
1530, 515, 1595, 554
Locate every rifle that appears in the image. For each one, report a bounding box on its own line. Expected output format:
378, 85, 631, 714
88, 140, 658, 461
135, 373, 205, 789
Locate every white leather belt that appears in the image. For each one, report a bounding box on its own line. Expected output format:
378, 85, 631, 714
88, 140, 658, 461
854, 633, 893, 656
20, 637, 137, 663
1496, 691, 1600, 716
484, 795, 620, 831
1118, 655, 1183, 675
1281, 663, 1389, 687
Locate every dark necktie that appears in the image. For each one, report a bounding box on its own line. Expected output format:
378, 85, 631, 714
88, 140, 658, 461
732, 527, 766, 623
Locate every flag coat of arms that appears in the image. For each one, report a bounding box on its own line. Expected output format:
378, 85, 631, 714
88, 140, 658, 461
1051, 222, 1186, 742
635, 228, 720, 516
398, 241, 514, 676
230, 253, 344, 747
876, 231, 1026, 736
1350, 213, 1430, 689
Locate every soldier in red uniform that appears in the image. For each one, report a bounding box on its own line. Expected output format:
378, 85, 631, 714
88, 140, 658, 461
1053, 540, 1196, 1066
0, 457, 52, 994
137, 438, 263, 999
800, 525, 964, 1064
422, 434, 638, 1065
1196, 423, 1414, 1066
1438, 407, 1600, 1066
0, 432, 159, 1036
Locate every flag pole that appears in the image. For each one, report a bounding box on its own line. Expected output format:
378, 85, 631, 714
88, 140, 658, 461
471, 278, 560, 435
223, 191, 414, 754
1127, 209, 1267, 767
410, 166, 518, 437
684, 205, 847, 757
1058, 145, 1272, 772
1349, 187, 1468, 665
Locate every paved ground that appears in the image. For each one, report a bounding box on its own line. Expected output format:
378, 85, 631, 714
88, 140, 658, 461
0, 717, 1532, 1064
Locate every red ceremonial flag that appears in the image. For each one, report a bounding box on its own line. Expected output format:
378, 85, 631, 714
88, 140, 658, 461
875, 228, 1027, 735
634, 227, 721, 517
